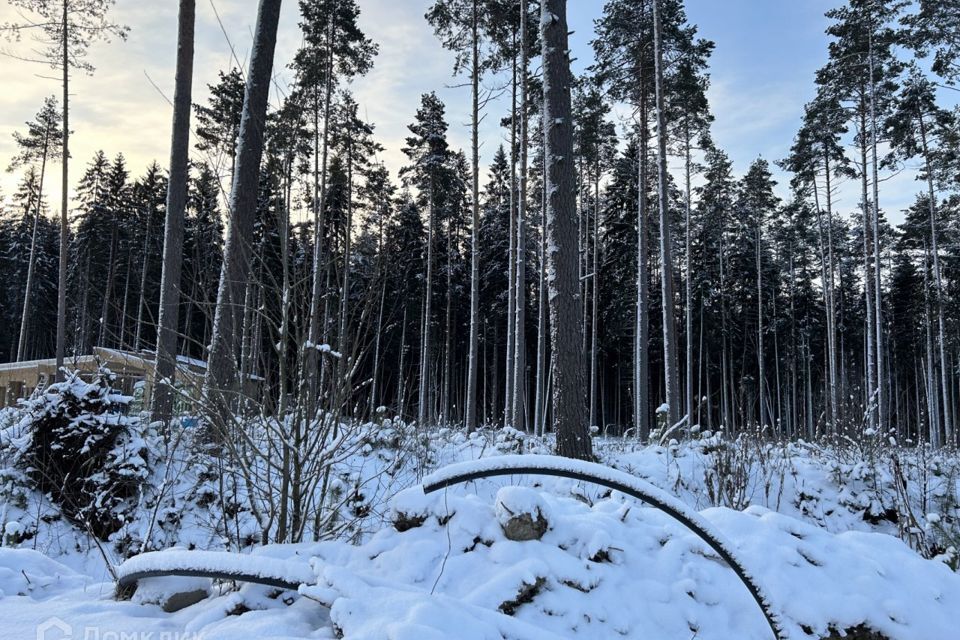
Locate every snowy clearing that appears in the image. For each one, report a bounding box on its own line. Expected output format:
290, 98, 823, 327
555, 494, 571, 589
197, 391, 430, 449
1, 429, 959, 639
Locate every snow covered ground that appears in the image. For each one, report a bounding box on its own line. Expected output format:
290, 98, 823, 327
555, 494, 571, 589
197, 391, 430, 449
1, 418, 959, 639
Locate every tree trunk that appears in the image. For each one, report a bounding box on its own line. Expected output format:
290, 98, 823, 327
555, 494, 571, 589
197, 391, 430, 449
653, 0, 681, 428
16, 131, 49, 362
204, 0, 283, 426
684, 121, 694, 427
635, 75, 650, 441
859, 103, 877, 433
338, 136, 355, 381
534, 147, 548, 436
55, 0, 70, 380
465, 0, 482, 431
418, 180, 436, 428
305, 21, 335, 415
541, 0, 591, 460
589, 157, 600, 429
757, 224, 765, 429
134, 201, 154, 352
512, 0, 529, 431
919, 114, 954, 445
922, 244, 940, 446
868, 34, 886, 434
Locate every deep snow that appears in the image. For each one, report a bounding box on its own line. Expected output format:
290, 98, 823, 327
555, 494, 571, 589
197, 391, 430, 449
1, 420, 960, 639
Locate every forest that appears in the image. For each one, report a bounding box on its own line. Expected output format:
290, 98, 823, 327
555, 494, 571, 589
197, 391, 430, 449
0, 1, 959, 638
2, 1, 956, 456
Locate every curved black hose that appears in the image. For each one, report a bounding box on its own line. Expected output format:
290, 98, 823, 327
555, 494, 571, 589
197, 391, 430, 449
116, 567, 302, 592
423, 464, 787, 640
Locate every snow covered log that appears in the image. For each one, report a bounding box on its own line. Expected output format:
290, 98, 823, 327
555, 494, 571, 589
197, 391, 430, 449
422, 454, 787, 640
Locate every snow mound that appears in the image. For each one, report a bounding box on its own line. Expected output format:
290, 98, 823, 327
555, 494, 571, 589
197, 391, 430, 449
0, 548, 90, 599
305, 483, 960, 639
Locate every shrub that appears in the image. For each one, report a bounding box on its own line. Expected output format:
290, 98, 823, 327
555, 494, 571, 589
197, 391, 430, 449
15, 368, 147, 540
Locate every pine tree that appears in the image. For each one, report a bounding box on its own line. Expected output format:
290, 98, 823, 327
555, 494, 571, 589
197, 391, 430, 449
819, 0, 906, 433
205, 0, 285, 427
541, 0, 591, 459
194, 68, 244, 180
888, 67, 957, 444
151, 0, 195, 424
293, 0, 377, 412
3, 0, 127, 379
7, 96, 63, 362
593, 0, 655, 439
426, 0, 506, 431
904, 0, 960, 85
401, 93, 453, 427
573, 84, 617, 430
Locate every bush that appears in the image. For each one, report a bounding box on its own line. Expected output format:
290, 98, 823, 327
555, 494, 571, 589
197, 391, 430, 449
15, 368, 147, 540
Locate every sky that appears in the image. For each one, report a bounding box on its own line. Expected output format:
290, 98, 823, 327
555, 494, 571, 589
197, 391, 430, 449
0, 0, 948, 225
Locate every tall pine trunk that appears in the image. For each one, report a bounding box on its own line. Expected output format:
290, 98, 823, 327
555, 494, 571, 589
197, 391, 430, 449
512, 0, 529, 431
859, 103, 877, 433
635, 74, 650, 441
16, 130, 49, 362
534, 147, 548, 436
653, 0, 680, 428
204, 0, 283, 423
305, 23, 335, 414
868, 34, 886, 434
589, 159, 600, 429
919, 114, 954, 445
683, 120, 694, 426
542, 0, 591, 460
418, 180, 436, 428
55, 0, 69, 380
465, 0, 481, 430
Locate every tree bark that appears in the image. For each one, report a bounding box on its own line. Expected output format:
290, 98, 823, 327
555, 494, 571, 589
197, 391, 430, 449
16, 132, 49, 362
204, 0, 283, 424
919, 113, 953, 445
55, 0, 69, 381
683, 120, 693, 427
418, 180, 436, 428
153, 0, 196, 422
465, 0, 481, 431
867, 34, 886, 434
305, 20, 335, 416
635, 72, 650, 441
541, 0, 591, 460
653, 0, 681, 428
512, 0, 529, 431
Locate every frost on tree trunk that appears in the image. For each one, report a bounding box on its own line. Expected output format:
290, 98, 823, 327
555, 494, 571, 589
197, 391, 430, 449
653, 0, 680, 429
635, 70, 650, 442
541, 0, 591, 461
512, 0, 530, 433
204, 0, 283, 430
152, 0, 196, 424
465, 0, 481, 432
